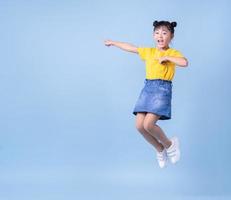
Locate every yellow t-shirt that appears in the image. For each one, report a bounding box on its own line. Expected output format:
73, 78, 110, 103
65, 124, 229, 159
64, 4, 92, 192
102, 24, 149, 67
137, 47, 184, 80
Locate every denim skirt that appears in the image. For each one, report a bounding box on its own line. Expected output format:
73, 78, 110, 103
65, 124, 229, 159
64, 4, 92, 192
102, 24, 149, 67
133, 79, 172, 120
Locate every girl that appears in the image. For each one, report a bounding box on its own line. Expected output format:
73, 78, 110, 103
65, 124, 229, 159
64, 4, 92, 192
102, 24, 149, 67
104, 21, 188, 168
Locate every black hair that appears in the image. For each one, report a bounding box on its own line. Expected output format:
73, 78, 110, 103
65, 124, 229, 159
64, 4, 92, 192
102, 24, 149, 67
153, 20, 177, 34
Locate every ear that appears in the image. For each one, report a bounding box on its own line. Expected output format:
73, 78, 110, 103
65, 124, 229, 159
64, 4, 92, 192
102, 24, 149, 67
171, 34, 174, 39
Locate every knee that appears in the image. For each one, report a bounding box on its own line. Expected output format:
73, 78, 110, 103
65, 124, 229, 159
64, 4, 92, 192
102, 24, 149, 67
143, 120, 157, 133
135, 121, 145, 133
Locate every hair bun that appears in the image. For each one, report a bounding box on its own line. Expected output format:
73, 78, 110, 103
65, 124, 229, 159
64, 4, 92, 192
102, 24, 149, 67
153, 21, 159, 27
171, 22, 177, 27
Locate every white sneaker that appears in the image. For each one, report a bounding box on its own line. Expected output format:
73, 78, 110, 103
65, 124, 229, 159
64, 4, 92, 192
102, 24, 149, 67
166, 137, 180, 164
156, 149, 168, 168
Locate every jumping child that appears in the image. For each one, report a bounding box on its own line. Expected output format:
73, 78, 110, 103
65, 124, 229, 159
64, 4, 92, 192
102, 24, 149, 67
104, 21, 188, 168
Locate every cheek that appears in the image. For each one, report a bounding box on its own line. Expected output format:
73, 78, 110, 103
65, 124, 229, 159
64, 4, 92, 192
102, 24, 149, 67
164, 36, 172, 43
167, 38, 172, 43
153, 35, 158, 41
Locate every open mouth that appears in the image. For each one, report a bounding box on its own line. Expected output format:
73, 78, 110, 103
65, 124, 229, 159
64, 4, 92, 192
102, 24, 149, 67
157, 39, 164, 45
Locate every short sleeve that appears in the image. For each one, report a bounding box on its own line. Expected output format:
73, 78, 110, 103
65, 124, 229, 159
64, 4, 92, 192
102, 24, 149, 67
137, 47, 151, 61
171, 49, 184, 58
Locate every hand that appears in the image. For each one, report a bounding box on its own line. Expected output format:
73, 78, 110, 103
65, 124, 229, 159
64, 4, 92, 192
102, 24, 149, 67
104, 40, 114, 46
158, 56, 170, 65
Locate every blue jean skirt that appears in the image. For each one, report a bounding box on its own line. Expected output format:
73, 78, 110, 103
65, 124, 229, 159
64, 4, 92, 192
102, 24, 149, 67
133, 79, 172, 120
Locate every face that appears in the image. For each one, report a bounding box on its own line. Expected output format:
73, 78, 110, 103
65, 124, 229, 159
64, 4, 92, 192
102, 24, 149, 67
153, 26, 173, 50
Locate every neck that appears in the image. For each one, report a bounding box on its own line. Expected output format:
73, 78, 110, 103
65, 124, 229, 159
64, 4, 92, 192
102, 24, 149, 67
157, 46, 169, 51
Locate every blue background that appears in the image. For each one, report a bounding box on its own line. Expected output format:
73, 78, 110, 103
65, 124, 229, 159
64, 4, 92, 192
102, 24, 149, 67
0, 0, 231, 199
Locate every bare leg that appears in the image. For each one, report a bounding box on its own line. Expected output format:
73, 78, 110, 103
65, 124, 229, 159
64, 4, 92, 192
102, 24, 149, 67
135, 113, 164, 152
143, 113, 172, 149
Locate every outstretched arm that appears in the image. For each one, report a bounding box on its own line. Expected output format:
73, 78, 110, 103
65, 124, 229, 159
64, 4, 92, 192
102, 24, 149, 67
104, 40, 138, 53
